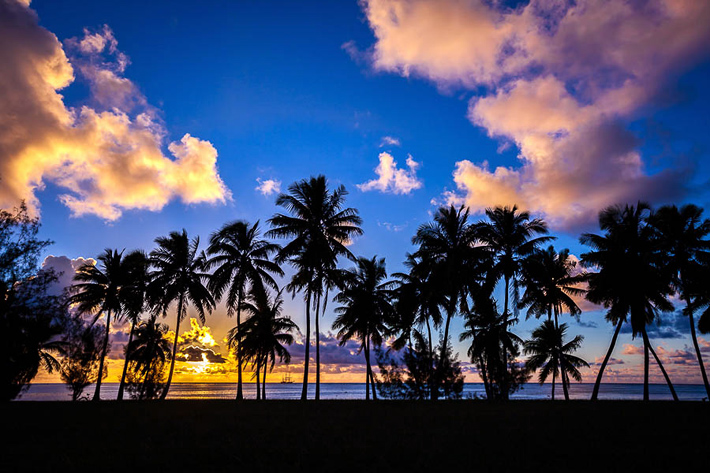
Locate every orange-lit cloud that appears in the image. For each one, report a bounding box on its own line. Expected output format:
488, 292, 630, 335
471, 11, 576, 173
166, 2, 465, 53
357, 0, 710, 229
358, 151, 423, 195
0, 1, 230, 220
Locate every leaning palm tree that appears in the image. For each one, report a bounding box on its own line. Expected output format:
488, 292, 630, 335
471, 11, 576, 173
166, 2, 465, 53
117, 250, 151, 401
650, 204, 710, 398
125, 316, 171, 400
333, 256, 395, 400
518, 246, 586, 327
149, 230, 215, 400
206, 220, 282, 400
267, 175, 362, 400
71, 249, 128, 401
582, 203, 678, 401
476, 205, 554, 321
413, 205, 490, 399
231, 286, 297, 400
524, 320, 589, 400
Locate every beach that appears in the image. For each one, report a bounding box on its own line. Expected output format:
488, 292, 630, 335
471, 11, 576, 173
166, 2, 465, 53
4, 400, 707, 472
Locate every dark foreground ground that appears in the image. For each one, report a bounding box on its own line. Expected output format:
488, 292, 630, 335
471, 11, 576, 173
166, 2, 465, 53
3, 400, 708, 472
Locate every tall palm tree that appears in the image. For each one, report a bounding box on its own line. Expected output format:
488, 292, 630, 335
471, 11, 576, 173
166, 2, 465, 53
149, 229, 215, 400
413, 205, 489, 399
231, 286, 297, 400
476, 205, 554, 322
125, 316, 171, 400
71, 249, 128, 401
650, 204, 710, 398
333, 256, 395, 400
460, 296, 526, 400
391, 254, 443, 357
582, 203, 678, 401
117, 250, 151, 401
267, 175, 362, 400
524, 320, 589, 400
518, 246, 586, 328
206, 220, 282, 400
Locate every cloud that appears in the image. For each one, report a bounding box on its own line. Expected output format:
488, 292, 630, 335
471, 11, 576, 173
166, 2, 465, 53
357, 0, 710, 229
358, 152, 423, 195
620, 312, 689, 339
168, 318, 218, 347
622, 344, 644, 356
379, 136, 401, 147
591, 357, 624, 366
0, 1, 230, 220
177, 346, 227, 364
255, 178, 281, 196
41, 255, 95, 295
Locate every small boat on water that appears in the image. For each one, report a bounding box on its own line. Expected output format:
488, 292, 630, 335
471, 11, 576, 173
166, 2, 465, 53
280, 373, 293, 384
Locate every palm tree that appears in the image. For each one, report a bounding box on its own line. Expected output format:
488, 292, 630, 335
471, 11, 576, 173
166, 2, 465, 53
476, 205, 554, 322
518, 246, 586, 328
582, 203, 678, 401
460, 296, 526, 400
649, 204, 710, 397
524, 320, 589, 400
267, 175, 362, 400
149, 230, 215, 400
412, 205, 489, 399
333, 256, 395, 400
231, 286, 297, 400
206, 220, 282, 400
71, 249, 128, 401
125, 316, 171, 400
117, 250, 151, 401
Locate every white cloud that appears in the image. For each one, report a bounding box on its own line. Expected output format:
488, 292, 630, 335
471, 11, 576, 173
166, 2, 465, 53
255, 178, 282, 196
379, 135, 401, 147
358, 152, 422, 195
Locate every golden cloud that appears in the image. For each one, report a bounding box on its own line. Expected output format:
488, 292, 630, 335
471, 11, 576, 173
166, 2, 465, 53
0, 1, 230, 220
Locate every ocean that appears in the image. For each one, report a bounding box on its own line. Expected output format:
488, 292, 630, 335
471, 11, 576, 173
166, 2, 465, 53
15, 382, 709, 401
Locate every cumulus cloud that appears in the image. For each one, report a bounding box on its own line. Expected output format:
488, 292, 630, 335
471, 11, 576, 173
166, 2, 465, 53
255, 178, 282, 196
358, 152, 423, 195
0, 1, 230, 220
357, 0, 710, 229
41, 254, 95, 295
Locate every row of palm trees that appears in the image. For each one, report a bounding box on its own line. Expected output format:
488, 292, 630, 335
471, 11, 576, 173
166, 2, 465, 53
69, 174, 710, 401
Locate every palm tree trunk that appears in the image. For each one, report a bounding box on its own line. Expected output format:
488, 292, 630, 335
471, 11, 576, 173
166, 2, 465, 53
362, 338, 370, 401
686, 299, 710, 397
643, 328, 650, 401
262, 359, 266, 400
551, 370, 556, 401
425, 316, 434, 398
301, 290, 311, 401
591, 319, 623, 401
236, 290, 244, 400
561, 360, 570, 401
161, 295, 184, 400
478, 355, 491, 400
368, 339, 378, 400
93, 309, 112, 401
643, 331, 679, 401
117, 317, 136, 401
316, 305, 322, 401
254, 358, 261, 401
435, 310, 453, 401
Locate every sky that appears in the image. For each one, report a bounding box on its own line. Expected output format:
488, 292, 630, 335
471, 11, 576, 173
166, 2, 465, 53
3, 0, 710, 386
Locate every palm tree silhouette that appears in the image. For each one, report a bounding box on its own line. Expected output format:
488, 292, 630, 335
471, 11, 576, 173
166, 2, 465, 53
71, 249, 128, 401
206, 220, 282, 400
231, 286, 297, 400
582, 203, 678, 401
149, 230, 215, 400
460, 296, 525, 400
476, 205, 554, 322
117, 250, 151, 401
333, 256, 395, 400
650, 204, 710, 398
519, 246, 586, 327
524, 320, 589, 400
267, 175, 362, 400
125, 316, 171, 400
413, 205, 488, 399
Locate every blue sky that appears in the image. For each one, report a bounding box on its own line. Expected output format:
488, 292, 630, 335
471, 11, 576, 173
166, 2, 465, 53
4, 0, 710, 383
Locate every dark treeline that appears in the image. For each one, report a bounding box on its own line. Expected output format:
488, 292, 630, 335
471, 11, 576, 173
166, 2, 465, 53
3, 177, 710, 402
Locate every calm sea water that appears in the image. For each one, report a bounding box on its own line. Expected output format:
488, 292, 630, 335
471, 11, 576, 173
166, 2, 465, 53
15, 382, 709, 401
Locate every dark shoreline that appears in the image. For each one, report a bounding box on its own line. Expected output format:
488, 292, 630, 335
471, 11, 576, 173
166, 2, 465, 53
4, 400, 708, 472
